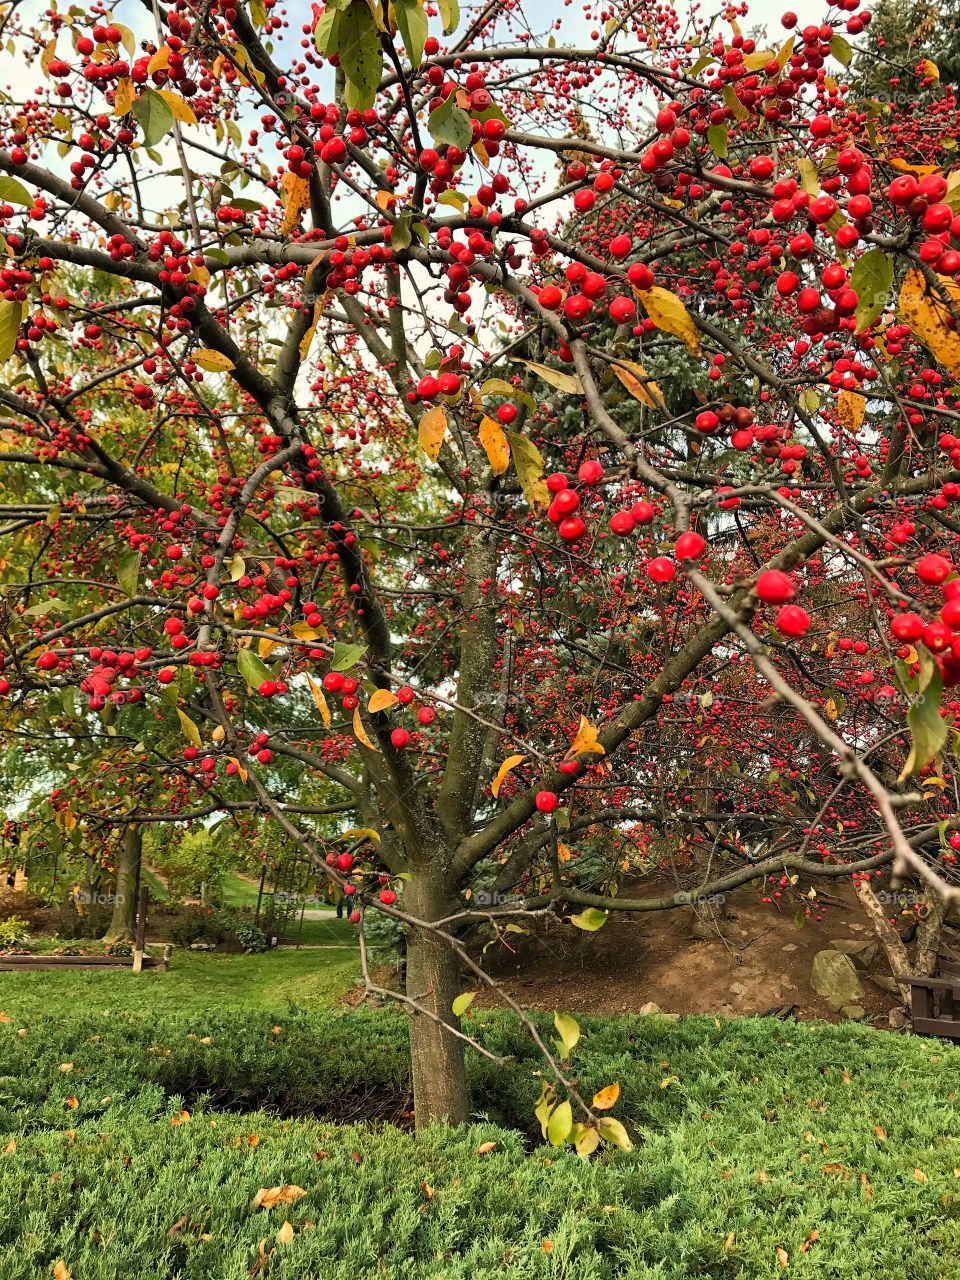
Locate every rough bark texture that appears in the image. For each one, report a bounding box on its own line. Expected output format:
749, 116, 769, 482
854, 879, 911, 1004
916, 888, 947, 977
103, 825, 141, 944
403, 873, 469, 1128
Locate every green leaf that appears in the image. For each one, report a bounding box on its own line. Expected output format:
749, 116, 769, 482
597, 1116, 632, 1151
428, 93, 474, 151
547, 1099, 573, 1146
314, 5, 342, 55
0, 297, 22, 363
390, 213, 412, 251
22, 597, 63, 617
0, 176, 32, 205
706, 124, 728, 159
438, 0, 459, 34
132, 90, 174, 148
480, 377, 537, 414
237, 646, 272, 690
451, 991, 476, 1016
394, 0, 427, 66
899, 662, 949, 780
570, 907, 608, 932
831, 32, 852, 66
553, 1010, 580, 1060
117, 549, 141, 598
337, 0, 383, 113
331, 640, 367, 671
849, 247, 894, 334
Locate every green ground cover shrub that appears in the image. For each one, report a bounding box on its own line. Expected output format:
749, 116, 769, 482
0, 980, 958, 1278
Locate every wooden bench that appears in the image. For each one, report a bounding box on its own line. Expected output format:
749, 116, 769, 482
896, 949, 960, 1040
0, 945, 172, 972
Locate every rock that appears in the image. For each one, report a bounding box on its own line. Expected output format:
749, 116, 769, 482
811, 949, 865, 1012
638, 1001, 663, 1015
781, 943, 798, 953
729, 982, 748, 998
867, 974, 899, 994
840, 1004, 866, 1021
829, 938, 879, 969
888, 1006, 911, 1030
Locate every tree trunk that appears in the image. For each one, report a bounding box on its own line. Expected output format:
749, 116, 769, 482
916, 887, 947, 977
854, 878, 911, 1004
103, 825, 141, 944
403, 874, 470, 1129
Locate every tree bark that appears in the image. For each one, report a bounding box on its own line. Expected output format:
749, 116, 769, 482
403, 873, 470, 1128
854, 878, 911, 1004
103, 825, 141, 944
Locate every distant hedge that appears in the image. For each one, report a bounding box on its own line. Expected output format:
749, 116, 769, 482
1, 1006, 958, 1277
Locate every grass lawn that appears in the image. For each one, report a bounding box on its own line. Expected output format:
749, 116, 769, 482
0, 946, 361, 1016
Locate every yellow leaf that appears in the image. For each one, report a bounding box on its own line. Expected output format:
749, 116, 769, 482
114, 77, 134, 116
479, 415, 510, 475
339, 827, 382, 844
0, 1012, 10, 1023
418, 404, 447, 461
193, 348, 235, 373
568, 715, 606, 757
156, 89, 198, 126
368, 688, 398, 713
52, 1263, 72, 1280
776, 1246, 789, 1269
477, 1141, 498, 1154
837, 389, 865, 430
914, 1168, 928, 1183
276, 1221, 295, 1245
3, 1139, 14, 1154
592, 1083, 620, 1110
299, 302, 322, 362
280, 170, 311, 235
505, 431, 550, 514
634, 285, 702, 357
252, 1185, 307, 1210
921, 58, 940, 81
492, 753, 525, 798
824, 698, 838, 722
353, 705, 379, 751
176, 709, 202, 749
898, 267, 960, 377
40, 37, 57, 75
148, 44, 171, 73
742, 48, 775, 70
292, 620, 325, 640
889, 159, 942, 177
258, 636, 278, 659
376, 189, 399, 211
306, 675, 331, 728
59, 1062, 73, 1073
65, 1096, 78, 1109
212, 725, 226, 745
170, 1109, 190, 1125
611, 360, 665, 410
226, 756, 248, 783
516, 358, 583, 395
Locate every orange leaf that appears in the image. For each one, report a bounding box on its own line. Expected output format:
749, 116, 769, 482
352, 706, 379, 751
491, 753, 525, 798
280, 171, 311, 235
479, 415, 510, 475
418, 404, 447, 461
52, 1263, 72, 1280
253, 1185, 307, 1211
568, 715, 605, 757
306, 675, 331, 728
65, 1096, 78, 1110
368, 688, 398, 714
592, 1083, 620, 1110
